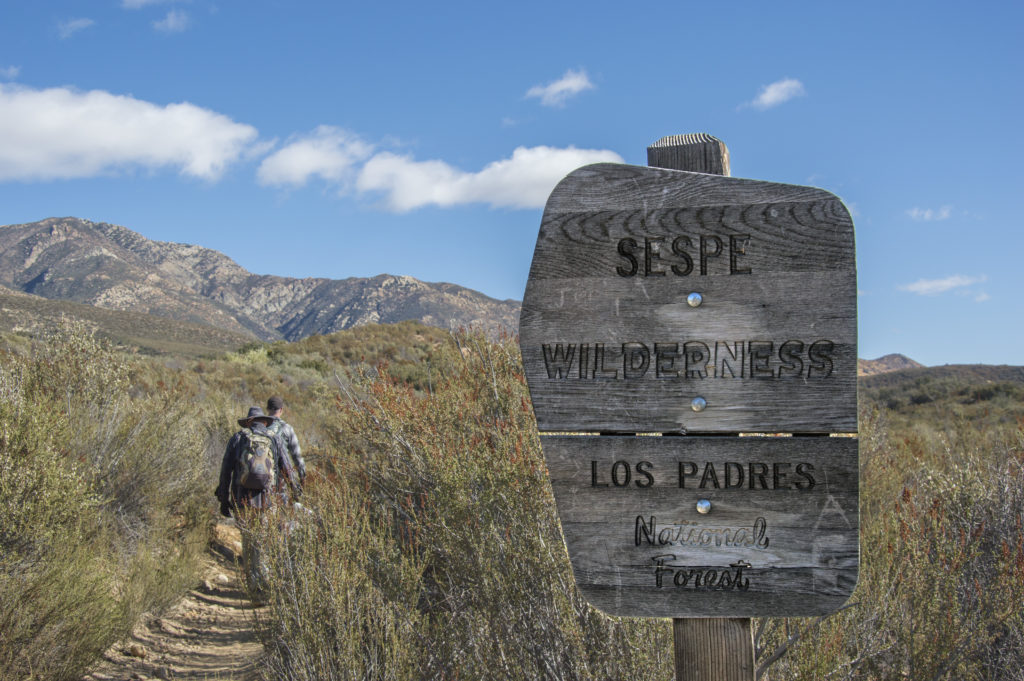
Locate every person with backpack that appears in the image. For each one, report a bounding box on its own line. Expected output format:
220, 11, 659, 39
215, 406, 298, 600
265, 396, 306, 484
216, 406, 297, 515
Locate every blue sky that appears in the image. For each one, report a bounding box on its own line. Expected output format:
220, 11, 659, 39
0, 1, 1021, 366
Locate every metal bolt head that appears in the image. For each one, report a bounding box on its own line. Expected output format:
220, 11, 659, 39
687, 292, 703, 307
691, 396, 707, 412
696, 499, 712, 514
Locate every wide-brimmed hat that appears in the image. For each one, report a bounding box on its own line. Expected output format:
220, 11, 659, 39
238, 406, 274, 427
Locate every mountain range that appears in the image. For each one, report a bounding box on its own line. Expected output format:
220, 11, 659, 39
0, 217, 929, 376
0, 217, 519, 342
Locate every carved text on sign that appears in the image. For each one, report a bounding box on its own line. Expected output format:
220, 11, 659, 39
543, 340, 834, 381
616, 234, 752, 277
636, 516, 771, 551
652, 558, 753, 590
590, 460, 817, 490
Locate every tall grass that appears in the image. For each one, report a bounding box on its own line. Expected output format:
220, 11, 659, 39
755, 408, 1024, 680
250, 332, 673, 680
0, 321, 213, 680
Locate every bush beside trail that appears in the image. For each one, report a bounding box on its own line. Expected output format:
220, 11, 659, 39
0, 322, 213, 681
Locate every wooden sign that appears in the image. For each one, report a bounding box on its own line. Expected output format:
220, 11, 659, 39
520, 160, 858, 618
521, 163, 857, 435
542, 434, 857, 617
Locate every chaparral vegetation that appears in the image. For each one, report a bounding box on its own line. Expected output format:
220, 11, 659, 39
1, 319, 1021, 680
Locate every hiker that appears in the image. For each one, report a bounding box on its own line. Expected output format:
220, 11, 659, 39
216, 406, 298, 599
266, 395, 306, 484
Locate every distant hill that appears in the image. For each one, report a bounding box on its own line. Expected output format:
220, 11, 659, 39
860, 363, 1024, 391
0, 285, 254, 356
858, 354, 924, 376
860, 362, 1024, 429
0, 217, 520, 342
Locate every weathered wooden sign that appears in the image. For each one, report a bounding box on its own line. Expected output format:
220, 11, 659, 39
520, 159, 858, 618
521, 163, 856, 435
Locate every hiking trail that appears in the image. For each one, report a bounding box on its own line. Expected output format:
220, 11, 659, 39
83, 520, 263, 681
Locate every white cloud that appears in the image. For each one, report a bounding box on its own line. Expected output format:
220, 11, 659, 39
0, 84, 259, 181
153, 10, 189, 32
975, 292, 991, 302
899, 274, 987, 296
357, 145, 623, 211
526, 69, 595, 107
0, 66, 19, 80
257, 126, 374, 187
906, 205, 952, 221
58, 18, 96, 39
748, 78, 805, 110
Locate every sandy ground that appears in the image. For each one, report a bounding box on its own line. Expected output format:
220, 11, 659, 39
82, 521, 263, 681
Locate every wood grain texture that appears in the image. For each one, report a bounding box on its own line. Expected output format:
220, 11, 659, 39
520, 163, 857, 433
542, 435, 859, 618
648, 134, 731, 177
674, 618, 754, 681
521, 152, 859, 621
543, 163, 834, 211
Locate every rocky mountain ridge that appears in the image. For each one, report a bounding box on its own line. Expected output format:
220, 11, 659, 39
858, 353, 924, 376
0, 217, 520, 341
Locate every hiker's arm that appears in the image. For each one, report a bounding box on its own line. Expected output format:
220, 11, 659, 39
216, 433, 239, 503
284, 424, 306, 480
274, 438, 299, 496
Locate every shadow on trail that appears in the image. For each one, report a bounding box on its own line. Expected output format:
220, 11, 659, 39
83, 520, 263, 681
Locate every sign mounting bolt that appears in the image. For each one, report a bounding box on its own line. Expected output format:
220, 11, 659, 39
696, 499, 712, 514
687, 292, 703, 307
691, 397, 707, 412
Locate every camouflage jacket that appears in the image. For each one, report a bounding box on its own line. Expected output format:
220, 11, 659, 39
267, 417, 305, 480
216, 422, 295, 510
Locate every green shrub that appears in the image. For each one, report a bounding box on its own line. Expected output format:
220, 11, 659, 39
0, 543, 123, 681
0, 321, 212, 680
298, 357, 328, 373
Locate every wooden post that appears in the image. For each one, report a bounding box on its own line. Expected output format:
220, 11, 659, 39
648, 134, 755, 681
648, 133, 730, 177
674, 618, 755, 681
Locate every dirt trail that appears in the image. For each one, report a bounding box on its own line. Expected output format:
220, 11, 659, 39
83, 521, 263, 681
